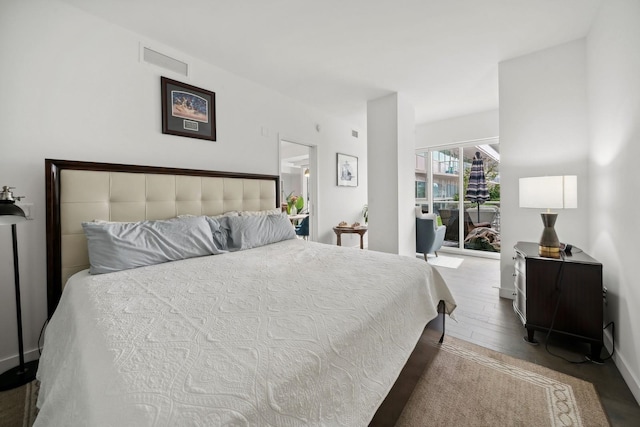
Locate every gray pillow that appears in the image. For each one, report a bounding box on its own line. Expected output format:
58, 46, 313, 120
82, 216, 223, 274
238, 209, 282, 216
206, 212, 296, 252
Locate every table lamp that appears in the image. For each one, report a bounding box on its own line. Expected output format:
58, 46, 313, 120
0, 186, 38, 391
519, 176, 577, 258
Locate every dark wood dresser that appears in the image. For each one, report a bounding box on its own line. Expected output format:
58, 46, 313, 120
513, 241, 604, 361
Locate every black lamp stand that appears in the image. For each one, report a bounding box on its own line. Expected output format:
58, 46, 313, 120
538, 212, 561, 258
0, 224, 38, 391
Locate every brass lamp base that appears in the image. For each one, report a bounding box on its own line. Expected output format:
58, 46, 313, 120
538, 212, 561, 258
538, 245, 561, 259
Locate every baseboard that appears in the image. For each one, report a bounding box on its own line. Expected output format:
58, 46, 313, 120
604, 328, 640, 405
0, 347, 39, 374
499, 286, 516, 300
439, 246, 500, 260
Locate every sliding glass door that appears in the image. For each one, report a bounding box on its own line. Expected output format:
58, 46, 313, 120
415, 140, 500, 254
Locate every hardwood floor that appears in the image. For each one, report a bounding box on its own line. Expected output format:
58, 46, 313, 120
429, 252, 640, 426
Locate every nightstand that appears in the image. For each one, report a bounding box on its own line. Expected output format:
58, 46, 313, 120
513, 242, 604, 361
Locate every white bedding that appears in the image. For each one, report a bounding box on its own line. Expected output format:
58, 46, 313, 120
36, 239, 456, 426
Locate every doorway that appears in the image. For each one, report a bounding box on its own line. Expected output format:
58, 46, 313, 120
279, 139, 316, 241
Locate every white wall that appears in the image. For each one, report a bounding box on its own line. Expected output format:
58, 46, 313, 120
415, 110, 499, 222
0, 0, 366, 370
416, 109, 499, 148
499, 39, 590, 299
587, 0, 640, 403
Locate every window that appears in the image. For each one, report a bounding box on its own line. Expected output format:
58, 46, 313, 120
415, 141, 500, 254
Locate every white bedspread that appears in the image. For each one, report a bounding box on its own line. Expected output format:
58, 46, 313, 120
36, 239, 456, 426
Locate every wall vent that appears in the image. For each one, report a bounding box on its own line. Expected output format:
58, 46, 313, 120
352, 130, 359, 138
142, 46, 189, 77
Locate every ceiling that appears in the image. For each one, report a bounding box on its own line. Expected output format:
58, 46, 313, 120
61, 0, 603, 127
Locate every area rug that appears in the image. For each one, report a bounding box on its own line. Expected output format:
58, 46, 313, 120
396, 336, 610, 426
1, 338, 609, 427
0, 380, 38, 427
426, 255, 464, 269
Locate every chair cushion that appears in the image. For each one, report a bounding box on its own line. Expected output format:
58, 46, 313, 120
415, 206, 437, 220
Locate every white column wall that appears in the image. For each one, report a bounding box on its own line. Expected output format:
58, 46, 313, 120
397, 94, 418, 257
367, 93, 416, 256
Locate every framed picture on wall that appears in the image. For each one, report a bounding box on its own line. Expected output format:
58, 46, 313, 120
337, 153, 358, 187
161, 77, 216, 141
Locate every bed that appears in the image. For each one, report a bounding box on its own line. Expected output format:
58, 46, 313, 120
37, 159, 456, 426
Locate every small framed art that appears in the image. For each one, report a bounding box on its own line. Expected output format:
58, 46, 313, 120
337, 153, 358, 187
161, 77, 216, 141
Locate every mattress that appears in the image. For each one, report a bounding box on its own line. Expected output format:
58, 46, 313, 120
35, 239, 456, 426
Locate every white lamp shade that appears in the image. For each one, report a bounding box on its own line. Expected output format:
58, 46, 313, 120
0, 216, 26, 225
519, 176, 577, 210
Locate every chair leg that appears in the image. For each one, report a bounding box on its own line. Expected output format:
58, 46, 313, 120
423, 253, 428, 262
434, 251, 439, 257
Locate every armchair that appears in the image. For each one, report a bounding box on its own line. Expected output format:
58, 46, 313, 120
415, 207, 446, 261
295, 215, 309, 240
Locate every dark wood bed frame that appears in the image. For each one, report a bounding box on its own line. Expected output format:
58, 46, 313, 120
44, 158, 446, 426
44, 158, 280, 317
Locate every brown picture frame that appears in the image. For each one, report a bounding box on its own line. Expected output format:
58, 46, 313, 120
161, 77, 216, 141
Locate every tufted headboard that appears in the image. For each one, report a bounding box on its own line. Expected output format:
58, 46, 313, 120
45, 159, 279, 317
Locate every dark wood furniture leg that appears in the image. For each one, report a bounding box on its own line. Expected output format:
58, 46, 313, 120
525, 327, 538, 344
590, 343, 604, 363
439, 300, 446, 344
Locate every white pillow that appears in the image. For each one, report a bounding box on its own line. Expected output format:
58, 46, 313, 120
415, 206, 430, 219
421, 213, 438, 221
